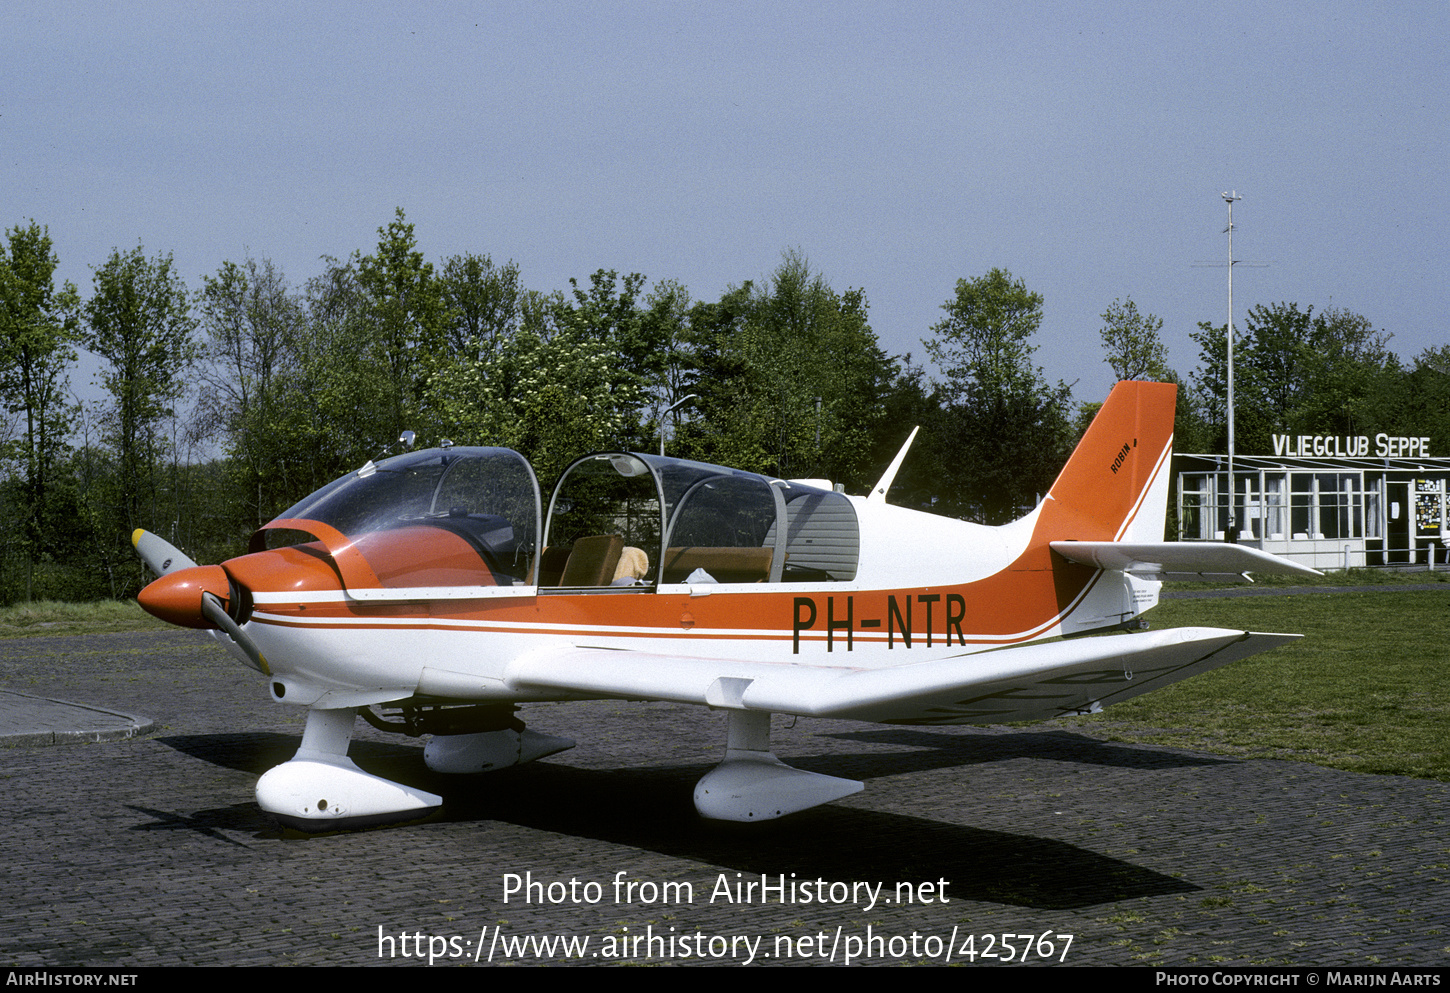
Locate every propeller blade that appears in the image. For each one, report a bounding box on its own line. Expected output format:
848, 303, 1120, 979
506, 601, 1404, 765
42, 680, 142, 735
201, 592, 270, 675
132, 529, 198, 577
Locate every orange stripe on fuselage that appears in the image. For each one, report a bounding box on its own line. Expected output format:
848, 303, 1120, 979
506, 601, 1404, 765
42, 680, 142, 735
241, 552, 1107, 656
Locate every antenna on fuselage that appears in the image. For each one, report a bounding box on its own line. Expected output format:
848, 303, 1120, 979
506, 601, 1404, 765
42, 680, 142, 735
867, 426, 919, 503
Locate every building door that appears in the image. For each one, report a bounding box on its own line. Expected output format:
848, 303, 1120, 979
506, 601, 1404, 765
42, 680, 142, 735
1386, 482, 1411, 564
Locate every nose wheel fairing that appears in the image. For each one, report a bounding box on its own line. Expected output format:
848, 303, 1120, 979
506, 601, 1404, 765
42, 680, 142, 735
254, 707, 580, 831
256, 757, 443, 832
256, 708, 442, 832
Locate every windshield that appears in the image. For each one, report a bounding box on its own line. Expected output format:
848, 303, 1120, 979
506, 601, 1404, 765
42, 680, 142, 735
268, 448, 542, 584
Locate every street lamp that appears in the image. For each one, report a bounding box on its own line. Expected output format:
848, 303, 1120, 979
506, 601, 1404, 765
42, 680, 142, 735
659, 394, 698, 456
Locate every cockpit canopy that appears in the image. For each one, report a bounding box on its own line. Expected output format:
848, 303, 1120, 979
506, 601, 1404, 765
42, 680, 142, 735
263, 447, 858, 590
545, 453, 859, 587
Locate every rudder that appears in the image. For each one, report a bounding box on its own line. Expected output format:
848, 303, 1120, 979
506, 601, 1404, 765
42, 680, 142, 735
1044, 381, 1176, 543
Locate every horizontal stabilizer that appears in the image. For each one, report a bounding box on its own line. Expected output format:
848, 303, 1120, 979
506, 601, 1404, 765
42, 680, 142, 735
503, 626, 1299, 725
1051, 540, 1322, 582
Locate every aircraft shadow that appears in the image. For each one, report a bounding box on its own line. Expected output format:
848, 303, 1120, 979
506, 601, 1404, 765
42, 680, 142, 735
819, 727, 1233, 775
125, 802, 264, 848
156, 722, 1227, 781
156, 732, 1197, 910
443, 763, 1197, 910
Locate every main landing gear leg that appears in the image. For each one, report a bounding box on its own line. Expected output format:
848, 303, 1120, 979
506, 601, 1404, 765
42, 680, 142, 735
255, 707, 442, 831
693, 711, 862, 822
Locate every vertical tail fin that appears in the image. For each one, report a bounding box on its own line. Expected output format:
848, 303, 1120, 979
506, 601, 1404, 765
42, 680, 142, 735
1044, 381, 1176, 543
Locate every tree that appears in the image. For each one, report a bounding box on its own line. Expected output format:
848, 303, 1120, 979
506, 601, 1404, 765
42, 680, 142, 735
266, 234, 445, 493
1188, 302, 1406, 454
1098, 297, 1169, 382
1243, 302, 1315, 433
671, 282, 753, 457
925, 269, 1045, 397
1091, 296, 1208, 453
922, 269, 1072, 524
863, 352, 940, 510
639, 278, 695, 449
1188, 319, 1274, 455
285, 254, 399, 486
556, 270, 657, 378
0, 221, 80, 598
83, 245, 196, 545
195, 256, 304, 529
1297, 306, 1399, 437
677, 252, 896, 490
1189, 321, 1230, 439
1399, 346, 1450, 454
423, 321, 646, 485
355, 208, 449, 428
439, 252, 521, 360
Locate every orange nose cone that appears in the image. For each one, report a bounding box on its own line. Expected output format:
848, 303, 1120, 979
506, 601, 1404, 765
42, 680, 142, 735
138, 565, 231, 629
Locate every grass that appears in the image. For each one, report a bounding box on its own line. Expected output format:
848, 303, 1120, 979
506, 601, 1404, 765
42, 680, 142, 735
1164, 566, 1450, 590
1071, 588, 1450, 781
0, 599, 169, 638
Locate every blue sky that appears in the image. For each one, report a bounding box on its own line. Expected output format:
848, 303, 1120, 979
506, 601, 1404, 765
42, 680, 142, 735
6, 0, 1446, 411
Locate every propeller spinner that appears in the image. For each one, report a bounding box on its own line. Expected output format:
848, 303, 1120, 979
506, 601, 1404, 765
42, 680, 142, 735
133, 530, 269, 674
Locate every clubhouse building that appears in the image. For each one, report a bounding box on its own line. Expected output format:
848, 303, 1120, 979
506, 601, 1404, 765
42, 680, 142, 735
1175, 433, 1450, 571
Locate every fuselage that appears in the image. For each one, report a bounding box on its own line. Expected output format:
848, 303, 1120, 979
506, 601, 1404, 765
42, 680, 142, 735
207, 491, 1159, 713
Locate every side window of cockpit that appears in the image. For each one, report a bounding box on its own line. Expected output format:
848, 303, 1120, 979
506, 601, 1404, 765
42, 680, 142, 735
662, 476, 859, 584
772, 489, 860, 582
664, 475, 781, 583
544, 455, 661, 587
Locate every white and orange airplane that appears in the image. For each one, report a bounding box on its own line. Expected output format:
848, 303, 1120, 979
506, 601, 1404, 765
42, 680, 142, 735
134, 381, 1315, 830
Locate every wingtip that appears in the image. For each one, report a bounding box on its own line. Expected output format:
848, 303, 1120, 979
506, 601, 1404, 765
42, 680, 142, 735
131, 528, 145, 549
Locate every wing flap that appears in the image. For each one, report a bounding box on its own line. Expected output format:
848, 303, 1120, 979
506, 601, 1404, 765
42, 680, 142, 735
505, 627, 1299, 725
1051, 540, 1322, 582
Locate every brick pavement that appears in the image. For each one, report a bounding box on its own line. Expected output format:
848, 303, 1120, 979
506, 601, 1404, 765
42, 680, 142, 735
0, 629, 1445, 967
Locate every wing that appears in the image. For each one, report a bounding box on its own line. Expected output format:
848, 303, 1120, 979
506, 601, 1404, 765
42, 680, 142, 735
1051, 540, 1322, 582
487, 626, 1298, 726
